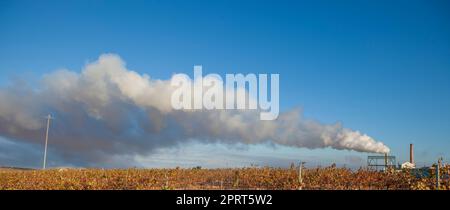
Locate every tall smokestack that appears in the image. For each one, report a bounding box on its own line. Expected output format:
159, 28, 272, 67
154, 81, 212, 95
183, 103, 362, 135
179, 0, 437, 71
410, 144, 414, 164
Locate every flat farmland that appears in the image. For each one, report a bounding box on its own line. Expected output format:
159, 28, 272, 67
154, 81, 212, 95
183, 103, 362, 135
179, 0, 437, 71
1, 166, 448, 190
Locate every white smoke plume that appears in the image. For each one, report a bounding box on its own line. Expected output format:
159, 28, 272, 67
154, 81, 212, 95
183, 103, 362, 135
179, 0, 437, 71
0, 54, 390, 166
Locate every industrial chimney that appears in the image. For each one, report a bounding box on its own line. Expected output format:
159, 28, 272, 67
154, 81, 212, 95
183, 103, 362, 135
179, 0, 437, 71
410, 144, 414, 164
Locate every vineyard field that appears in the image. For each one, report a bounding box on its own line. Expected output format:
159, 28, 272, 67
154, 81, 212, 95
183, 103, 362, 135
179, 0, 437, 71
1, 166, 449, 190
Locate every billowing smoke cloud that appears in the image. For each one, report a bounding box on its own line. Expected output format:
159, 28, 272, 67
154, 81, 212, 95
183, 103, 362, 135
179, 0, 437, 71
0, 54, 389, 165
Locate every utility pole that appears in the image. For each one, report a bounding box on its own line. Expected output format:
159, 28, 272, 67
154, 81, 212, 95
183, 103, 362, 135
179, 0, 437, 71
43, 114, 53, 169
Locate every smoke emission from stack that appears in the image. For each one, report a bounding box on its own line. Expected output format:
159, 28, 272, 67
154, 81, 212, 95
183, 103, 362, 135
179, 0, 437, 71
0, 54, 390, 166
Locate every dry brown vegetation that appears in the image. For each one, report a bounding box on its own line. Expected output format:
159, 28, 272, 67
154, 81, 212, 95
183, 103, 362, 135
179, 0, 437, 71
1, 165, 449, 190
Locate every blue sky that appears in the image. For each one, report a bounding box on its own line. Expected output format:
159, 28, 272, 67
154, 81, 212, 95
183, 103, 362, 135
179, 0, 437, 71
1, 0, 449, 168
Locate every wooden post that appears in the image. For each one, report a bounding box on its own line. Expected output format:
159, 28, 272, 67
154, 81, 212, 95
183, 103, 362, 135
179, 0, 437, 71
384, 153, 388, 172
436, 158, 442, 190
298, 162, 304, 190
233, 171, 240, 189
